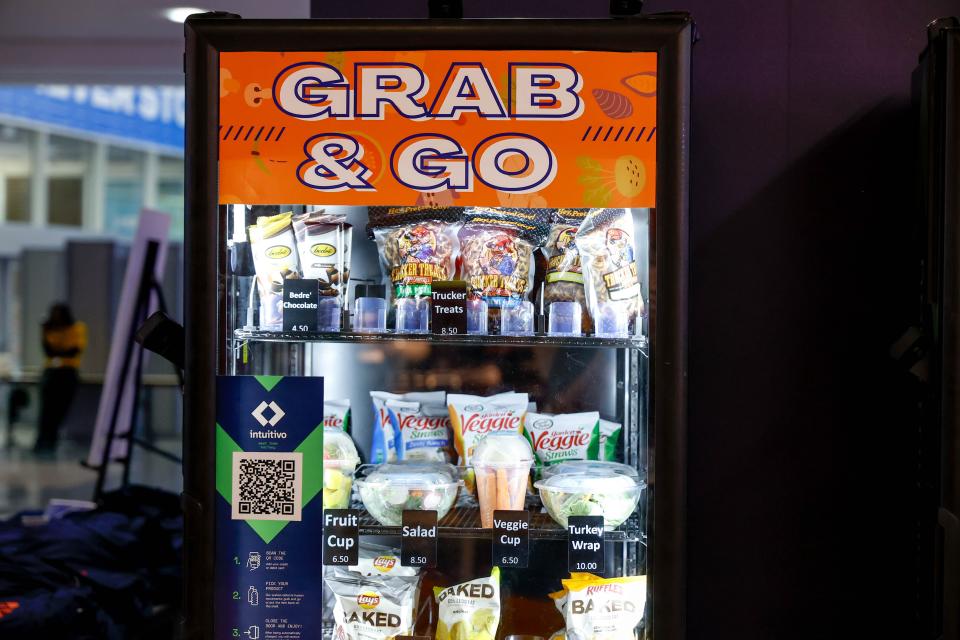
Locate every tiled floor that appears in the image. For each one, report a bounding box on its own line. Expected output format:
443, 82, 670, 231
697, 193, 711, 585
0, 423, 182, 517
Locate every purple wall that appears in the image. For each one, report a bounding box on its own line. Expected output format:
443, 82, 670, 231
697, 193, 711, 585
310, 2, 955, 637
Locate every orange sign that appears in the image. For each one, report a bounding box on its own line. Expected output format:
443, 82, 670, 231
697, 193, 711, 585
219, 50, 657, 208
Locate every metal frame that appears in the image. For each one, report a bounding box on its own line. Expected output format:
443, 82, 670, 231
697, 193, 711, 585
185, 15, 690, 640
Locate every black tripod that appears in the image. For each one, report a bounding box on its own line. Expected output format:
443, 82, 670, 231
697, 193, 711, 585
88, 240, 182, 502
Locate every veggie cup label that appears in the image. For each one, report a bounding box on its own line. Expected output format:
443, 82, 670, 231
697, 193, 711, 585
567, 515, 605, 575
322, 509, 359, 566
400, 510, 438, 568
492, 509, 529, 568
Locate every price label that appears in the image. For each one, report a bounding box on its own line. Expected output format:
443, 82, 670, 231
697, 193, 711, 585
282, 279, 319, 332
322, 509, 359, 566
492, 510, 529, 568
567, 515, 605, 575
431, 280, 467, 335
401, 510, 438, 568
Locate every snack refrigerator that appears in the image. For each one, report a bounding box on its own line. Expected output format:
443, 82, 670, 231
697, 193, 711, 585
183, 13, 690, 640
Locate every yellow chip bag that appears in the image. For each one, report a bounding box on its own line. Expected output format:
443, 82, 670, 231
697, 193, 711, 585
559, 574, 646, 640
434, 567, 501, 640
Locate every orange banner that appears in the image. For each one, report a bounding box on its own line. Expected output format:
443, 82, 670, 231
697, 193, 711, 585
219, 50, 657, 208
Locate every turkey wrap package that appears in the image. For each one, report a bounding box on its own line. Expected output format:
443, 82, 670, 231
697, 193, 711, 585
368, 206, 461, 304
575, 208, 644, 332
248, 211, 300, 330
434, 567, 501, 640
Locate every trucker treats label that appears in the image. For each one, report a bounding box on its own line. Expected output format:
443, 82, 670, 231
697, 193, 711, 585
219, 50, 657, 208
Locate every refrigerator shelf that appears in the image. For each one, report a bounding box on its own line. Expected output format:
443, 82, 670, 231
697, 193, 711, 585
234, 329, 649, 351
353, 507, 645, 543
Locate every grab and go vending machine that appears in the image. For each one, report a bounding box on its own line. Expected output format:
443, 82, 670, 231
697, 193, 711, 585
183, 12, 690, 640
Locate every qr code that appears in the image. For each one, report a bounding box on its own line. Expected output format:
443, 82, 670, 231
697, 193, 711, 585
231, 451, 303, 522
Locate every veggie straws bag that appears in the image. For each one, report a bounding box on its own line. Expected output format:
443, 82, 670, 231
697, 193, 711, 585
447, 392, 529, 468
524, 411, 601, 471
368, 206, 461, 303
323, 398, 351, 432
575, 208, 644, 332
458, 208, 551, 308
248, 211, 300, 330
435, 567, 501, 640
292, 209, 352, 301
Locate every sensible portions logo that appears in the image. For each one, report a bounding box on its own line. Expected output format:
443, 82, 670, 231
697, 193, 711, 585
273, 61, 583, 195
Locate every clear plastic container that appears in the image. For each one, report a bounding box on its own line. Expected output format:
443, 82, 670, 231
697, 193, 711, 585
534, 466, 642, 530
355, 461, 460, 526
323, 426, 361, 509
472, 432, 534, 528
539, 459, 641, 482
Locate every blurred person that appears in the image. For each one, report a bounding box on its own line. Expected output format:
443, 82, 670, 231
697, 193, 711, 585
34, 303, 86, 453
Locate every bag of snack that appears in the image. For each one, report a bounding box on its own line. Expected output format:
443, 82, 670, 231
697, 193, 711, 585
542, 208, 591, 331
434, 567, 501, 640
575, 209, 644, 333
458, 208, 551, 309
292, 209, 352, 301
248, 211, 301, 330
370, 392, 406, 464
325, 568, 420, 640
368, 206, 461, 304
559, 574, 646, 640
524, 411, 600, 471
447, 392, 529, 468
598, 419, 623, 461
393, 401, 454, 463
349, 543, 420, 578
324, 398, 351, 432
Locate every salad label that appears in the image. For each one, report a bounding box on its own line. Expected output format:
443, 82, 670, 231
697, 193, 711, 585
492, 510, 529, 568
282, 279, 320, 332
322, 509, 359, 566
431, 280, 467, 336
401, 510, 438, 568
567, 515, 605, 575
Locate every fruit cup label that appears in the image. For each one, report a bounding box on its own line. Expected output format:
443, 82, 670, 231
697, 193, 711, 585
400, 510, 438, 568
322, 509, 359, 566
219, 51, 657, 208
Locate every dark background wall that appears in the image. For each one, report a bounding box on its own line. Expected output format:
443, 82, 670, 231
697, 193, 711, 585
308, 1, 956, 638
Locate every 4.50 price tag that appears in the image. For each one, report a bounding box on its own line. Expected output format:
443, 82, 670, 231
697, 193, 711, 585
492, 510, 529, 568
567, 515, 605, 575
401, 510, 438, 568
322, 509, 359, 566
282, 279, 320, 332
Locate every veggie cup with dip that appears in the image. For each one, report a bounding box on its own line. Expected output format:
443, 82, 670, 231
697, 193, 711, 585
356, 461, 460, 526
323, 426, 361, 509
534, 462, 643, 530
472, 432, 534, 528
